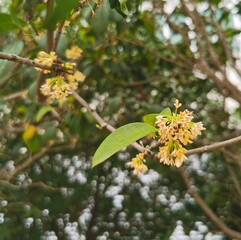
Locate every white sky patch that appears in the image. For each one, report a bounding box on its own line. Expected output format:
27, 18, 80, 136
219, 0, 239, 10
139, 1, 153, 12
225, 97, 240, 114
163, 0, 180, 15
226, 65, 241, 91
162, 24, 171, 39
207, 90, 223, 102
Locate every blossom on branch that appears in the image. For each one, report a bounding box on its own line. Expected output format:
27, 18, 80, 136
129, 100, 205, 174
35, 51, 57, 74
155, 100, 205, 167
129, 152, 148, 175
65, 46, 83, 60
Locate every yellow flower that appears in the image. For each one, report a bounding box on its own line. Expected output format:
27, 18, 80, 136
35, 51, 57, 74
61, 20, 70, 33
65, 46, 83, 60
130, 153, 148, 175
158, 140, 187, 167
174, 99, 182, 109
155, 100, 205, 167
67, 71, 85, 83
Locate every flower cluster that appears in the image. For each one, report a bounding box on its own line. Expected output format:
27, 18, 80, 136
129, 152, 148, 175
155, 100, 205, 167
65, 45, 83, 60
40, 70, 85, 102
129, 145, 149, 175
35, 51, 57, 74
35, 47, 85, 102
129, 100, 205, 174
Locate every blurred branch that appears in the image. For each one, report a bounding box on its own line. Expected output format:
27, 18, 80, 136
117, 36, 192, 71
52, 22, 64, 52
226, 165, 241, 199
178, 168, 241, 240
3, 90, 28, 101
6, 145, 52, 181
0, 52, 70, 74
46, 0, 54, 52
221, 148, 241, 172
0, 180, 62, 192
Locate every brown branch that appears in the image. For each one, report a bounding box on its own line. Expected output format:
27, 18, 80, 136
0, 52, 70, 74
221, 148, 241, 173
178, 168, 241, 240
3, 90, 28, 101
52, 22, 65, 52
226, 165, 241, 199
71, 90, 143, 152
187, 135, 241, 155
0, 180, 62, 192
7, 145, 51, 180
117, 36, 191, 71
46, 0, 54, 52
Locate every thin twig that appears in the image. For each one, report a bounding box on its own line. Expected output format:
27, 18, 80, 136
3, 90, 28, 101
187, 135, 241, 155
8, 145, 52, 180
226, 165, 241, 199
52, 22, 65, 52
71, 90, 143, 152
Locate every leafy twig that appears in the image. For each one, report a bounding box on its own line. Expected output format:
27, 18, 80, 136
72, 90, 241, 239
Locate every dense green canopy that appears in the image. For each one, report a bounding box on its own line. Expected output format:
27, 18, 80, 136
1, 0, 241, 239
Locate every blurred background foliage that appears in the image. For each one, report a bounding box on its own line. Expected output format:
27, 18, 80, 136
1, 0, 241, 239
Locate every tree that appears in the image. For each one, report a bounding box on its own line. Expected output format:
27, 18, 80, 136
1, 0, 241, 239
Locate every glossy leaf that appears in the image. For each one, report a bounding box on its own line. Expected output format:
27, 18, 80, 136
143, 114, 159, 127
109, 0, 128, 17
92, 123, 158, 168
0, 13, 19, 32
119, 0, 128, 16
43, 0, 79, 29
160, 107, 172, 117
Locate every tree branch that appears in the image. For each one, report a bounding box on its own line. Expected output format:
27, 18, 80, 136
178, 168, 241, 240
0, 52, 70, 74
187, 135, 241, 155
3, 90, 28, 101
6, 145, 52, 181
71, 90, 143, 152
0, 180, 62, 192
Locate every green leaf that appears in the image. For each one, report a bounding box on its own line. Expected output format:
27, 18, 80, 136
26, 135, 42, 153
143, 114, 159, 127
119, 0, 128, 16
160, 107, 172, 117
109, 0, 128, 17
0, 13, 20, 33
35, 106, 54, 122
43, 0, 79, 29
92, 123, 158, 168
